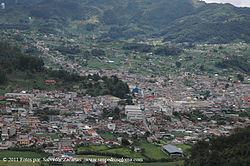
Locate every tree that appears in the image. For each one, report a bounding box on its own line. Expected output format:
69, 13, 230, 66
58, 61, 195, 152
200, 64, 205, 71
225, 83, 229, 89
91, 49, 105, 57
176, 61, 182, 68
185, 126, 250, 166
47, 142, 54, 147
121, 138, 130, 146
237, 74, 244, 82
0, 71, 7, 84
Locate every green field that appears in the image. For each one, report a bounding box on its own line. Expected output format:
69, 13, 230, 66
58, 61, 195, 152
0, 160, 184, 166
78, 145, 109, 152
176, 144, 192, 155
0, 150, 49, 160
108, 161, 184, 166
77, 141, 169, 160
0, 161, 42, 166
104, 148, 143, 159
98, 132, 117, 141
136, 141, 168, 160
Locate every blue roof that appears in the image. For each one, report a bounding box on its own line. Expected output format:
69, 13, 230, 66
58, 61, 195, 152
132, 88, 140, 93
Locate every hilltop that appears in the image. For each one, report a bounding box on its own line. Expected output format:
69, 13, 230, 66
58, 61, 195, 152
1, 0, 250, 43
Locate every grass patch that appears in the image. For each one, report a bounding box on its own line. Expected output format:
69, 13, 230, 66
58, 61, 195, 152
103, 148, 143, 159
136, 141, 168, 160
170, 132, 190, 138
108, 160, 184, 166
0, 150, 49, 160
98, 131, 117, 141
78, 145, 109, 153
0, 161, 42, 166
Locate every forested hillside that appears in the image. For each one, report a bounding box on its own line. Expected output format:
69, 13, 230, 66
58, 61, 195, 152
1, 0, 250, 43
185, 126, 250, 166
0, 42, 129, 98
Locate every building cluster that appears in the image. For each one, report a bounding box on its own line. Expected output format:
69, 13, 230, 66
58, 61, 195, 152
0, 70, 249, 158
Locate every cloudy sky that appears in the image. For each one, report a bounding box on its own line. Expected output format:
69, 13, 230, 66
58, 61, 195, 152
202, 0, 250, 7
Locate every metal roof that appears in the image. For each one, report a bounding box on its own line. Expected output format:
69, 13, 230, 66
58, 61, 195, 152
162, 144, 183, 154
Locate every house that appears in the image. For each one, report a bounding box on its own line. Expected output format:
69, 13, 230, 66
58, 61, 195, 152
162, 144, 183, 157
0, 141, 12, 150
17, 134, 32, 146
60, 138, 74, 155
1, 127, 9, 140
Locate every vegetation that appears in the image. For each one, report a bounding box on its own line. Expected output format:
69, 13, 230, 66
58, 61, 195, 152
0, 161, 42, 166
0, 42, 43, 84
136, 141, 169, 160
215, 56, 250, 75
108, 161, 184, 166
0, 42, 129, 98
1, 0, 250, 43
185, 126, 250, 166
76, 140, 175, 162
0, 150, 49, 159
98, 131, 117, 141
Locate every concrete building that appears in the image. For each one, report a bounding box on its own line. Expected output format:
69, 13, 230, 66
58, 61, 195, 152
107, 123, 116, 131
5, 93, 34, 98
18, 134, 31, 146
125, 105, 143, 121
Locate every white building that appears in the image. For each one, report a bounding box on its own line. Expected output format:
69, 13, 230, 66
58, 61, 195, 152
1, 3, 5, 9
5, 93, 34, 99
125, 105, 143, 121
107, 123, 116, 131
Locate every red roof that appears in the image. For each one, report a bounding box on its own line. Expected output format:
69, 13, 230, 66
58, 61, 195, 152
20, 98, 29, 103
104, 95, 114, 98
115, 120, 122, 124
208, 130, 219, 134
145, 113, 152, 115
244, 96, 249, 102
45, 80, 56, 83
90, 137, 101, 141
38, 140, 44, 142
15, 88, 24, 91
136, 122, 144, 125
176, 137, 184, 140
155, 117, 163, 120
146, 96, 155, 99
61, 147, 73, 150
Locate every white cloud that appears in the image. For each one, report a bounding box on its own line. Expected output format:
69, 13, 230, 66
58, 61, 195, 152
201, 0, 250, 7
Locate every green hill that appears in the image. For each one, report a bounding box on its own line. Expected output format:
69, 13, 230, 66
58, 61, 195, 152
185, 126, 250, 166
1, 0, 250, 43
0, 42, 130, 98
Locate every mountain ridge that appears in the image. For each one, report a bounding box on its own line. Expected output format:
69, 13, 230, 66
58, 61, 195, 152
1, 0, 250, 43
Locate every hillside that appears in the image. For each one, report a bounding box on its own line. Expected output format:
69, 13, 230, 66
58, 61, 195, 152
0, 42, 130, 98
1, 0, 250, 43
185, 126, 250, 166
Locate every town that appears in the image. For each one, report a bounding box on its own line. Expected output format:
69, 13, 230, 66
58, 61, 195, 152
0, 1, 250, 164
0, 67, 249, 164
